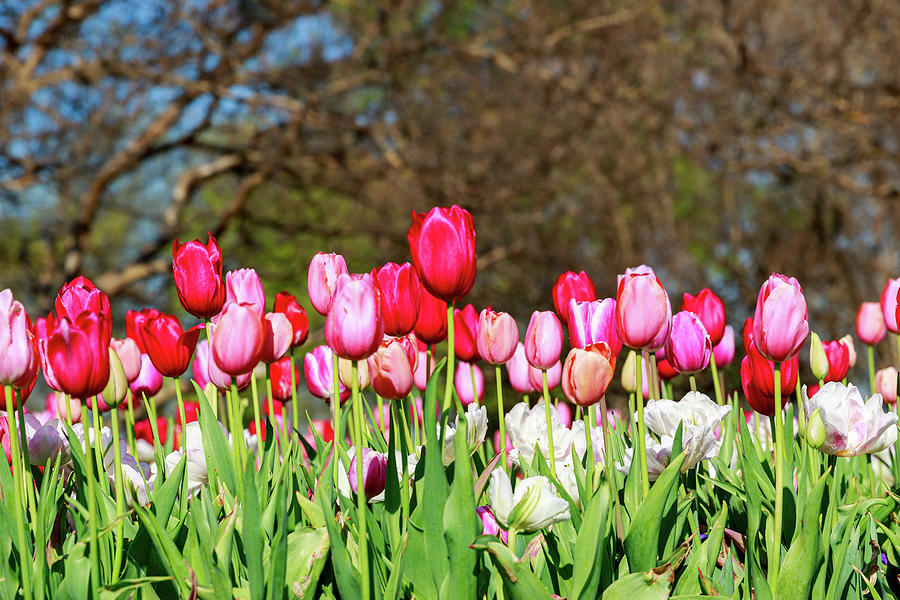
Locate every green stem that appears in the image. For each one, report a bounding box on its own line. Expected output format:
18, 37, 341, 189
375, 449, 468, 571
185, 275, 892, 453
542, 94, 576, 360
599, 397, 623, 535
689, 375, 697, 392
82, 397, 101, 598
228, 384, 244, 483
507, 526, 518, 555
894, 335, 900, 486
376, 394, 384, 432
770, 363, 784, 584
5, 386, 32, 599
290, 352, 300, 433
636, 351, 650, 497
867, 344, 876, 396
542, 370, 556, 478
16, 399, 37, 527
709, 358, 724, 405
125, 389, 137, 457
443, 304, 456, 412
495, 366, 508, 473
585, 399, 595, 490
250, 372, 263, 455
351, 362, 370, 600
109, 405, 125, 581
399, 395, 414, 455
173, 377, 191, 513
90, 400, 105, 487
649, 355, 660, 400
64, 391, 72, 425
332, 352, 342, 486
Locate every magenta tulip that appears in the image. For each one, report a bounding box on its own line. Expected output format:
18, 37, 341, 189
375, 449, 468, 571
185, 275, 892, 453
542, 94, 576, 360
191, 340, 212, 390
172, 233, 226, 318
856, 302, 886, 346
325, 274, 384, 361
407, 205, 477, 302
615, 273, 671, 350
372, 262, 420, 336
226, 268, 266, 317
304, 345, 350, 402
308, 252, 349, 316
752, 273, 809, 362
210, 302, 264, 376
454, 361, 484, 406
476, 309, 518, 364
140, 313, 204, 378
713, 325, 736, 369
552, 271, 597, 325
665, 311, 712, 374
524, 311, 563, 370
880, 279, 900, 334
348, 448, 388, 499
567, 298, 621, 356
47, 313, 111, 399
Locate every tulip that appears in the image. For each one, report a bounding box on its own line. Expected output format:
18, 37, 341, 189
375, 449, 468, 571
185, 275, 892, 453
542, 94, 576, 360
304, 345, 350, 402
413, 348, 435, 391
325, 274, 384, 361
809, 332, 829, 381
413, 287, 447, 345
881, 279, 900, 334
740, 346, 799, 416
488, 469, 570, 532
840, 335, 857, 368
140, 313, 203, 378
191, 340, 212, 391
270, 356, 300, 402
172, 233, 226, 318
454, 362, 484, 405
163, 422, 210, 495
875, 367, 898, 404
260, 312, 292, 364
24, 415, 69, 466
225, 268, 266, 316
567, 298, 622, 356
857, 302, 886, 345
453, 304, 480, 362
55, 276, 112, 333
130, 354, 164, 399
524, 311, 563, 370
47, 312, 111, 399
665, 311, 712, 375
367, 337, 416, 400
620, 350, 659, 398
561, 343, 615, 407
752, 273, 809, 362
91, 346, 128, 411
617, 264, 655, 286
822, 338, 850, 383
35, 317, 62, 392
0, 289, 37, 387
110, 338, 141, 383
615, 273, 671, 350
209, 303, 264, 376
348, 447, 388, 500
441, 403, 489, 465
802, 382, 898, 456
617, 437, 671, 482
308, 252, 349, 316
531, 360, 562, 391
476, 506, 508, 543
339, 357, 370, 390
407, 205, 477, 302
126, 308, 161, 353
506, 343, 538, 394
273, 291, 309, 347
372, 262, 420, 336
713, 325, 735, 369
552, 271, 597, 325
475, 309, 517, 364
742, 317, 754, 352
206, 344, 252, 392
504, 401, 577, 467
655, 351, 679, 381
681, 289, 726, 345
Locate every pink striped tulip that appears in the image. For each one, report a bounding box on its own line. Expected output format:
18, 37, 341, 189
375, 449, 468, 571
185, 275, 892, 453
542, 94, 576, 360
325, 274, 384, 361
524, 311, 563, 370
226, 268, 266, 317
304, 345, 350, 402
308, 252, 349, 316
880, 279, 900, 334
567, 298, 621, 355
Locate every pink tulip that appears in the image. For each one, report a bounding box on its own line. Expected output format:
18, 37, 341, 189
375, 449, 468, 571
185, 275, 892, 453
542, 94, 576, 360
260, 312, 292, 363
413, 349, 435, 391
348, 447, 388, 499
554, 401, 573, 428
0, 289, 37, 386
524, 311, 563, 370
367, 337, 416, 400
454, 362, 484, 405
617, 264, 656, 286
856, 302, 886, 346
529, 359, 561, 391
713, 325, 736, 369
110, 337, 142, 383
226, 268, 266, 317
665, 311, 712, 374
506, 343, 538, 394
615, 273, 671, 350
875, 367, 898, 405
561, 343, 615, 406
476, 309, 518, 364
129, 354, 163, 399
567, 298, 621, 355
206, 346, 252, 391
476, 506, 508, 543
34, 317, 61, 392
210, 302, 264, 376
325, 274, 384, 361
308, 252, 349, 316
304, 345, 350, 402
192, 340, 212, 390
882, 279, 900, 334
752, 273, 809, 362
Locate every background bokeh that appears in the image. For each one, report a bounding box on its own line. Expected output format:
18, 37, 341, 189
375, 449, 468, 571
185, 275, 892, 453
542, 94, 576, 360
2, 0, 900, 405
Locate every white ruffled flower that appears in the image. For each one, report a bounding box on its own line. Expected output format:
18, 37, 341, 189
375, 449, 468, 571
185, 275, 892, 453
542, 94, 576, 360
803, 382, 898, 456
488, 468, 570, 532
617, 437, 671, 481
506, 401, 579, 468
441, 403, 488, 466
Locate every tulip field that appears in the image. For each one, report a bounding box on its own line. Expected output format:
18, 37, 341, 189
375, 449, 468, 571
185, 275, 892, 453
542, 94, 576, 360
2, 205, 900, 599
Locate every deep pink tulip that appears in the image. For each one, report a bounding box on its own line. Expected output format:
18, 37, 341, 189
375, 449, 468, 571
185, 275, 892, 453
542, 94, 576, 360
273, 291, 309, 347
524, 311, 563, 370
304, 345, 350, 402
308, 252, 350, 316
140, 313, 204, 378
413, 349, 435, 391
126, 308, 161, 353
407, 205, 477, 302
192, 340, 212, 390
172, 233, 226, 318
226, 268, 266, 317
476, 309, 518, 364
856, 302, 886, 346
713, 325, 736, 369
752, 273, 809, 362
567, 298, 621, 356
562, 342, 615, 406
476, 506, 508, 543
681, 289, 726, 345
665, 311, 712, 374
615, 273, 671, 350
413, 287, 448, 345
555, 401, 573, 428
206, 344, 252, 391
260, 312, 292, 364
822, 339, 850, 383
880, 279, 900, 334
110, 337, 142, 383
367, 337, 416, 400
0, 289, 37, 386
373, 262, 420, 337
270, 356, 300, 401
325, 274, 384, 361
47, 313, 111, 399
453, 304, 480, 362
55, 276, 112, 336
348, 448, 388, 499
506, 343, 539, 394
552, 271, 597, 325
454, 361, 484, 405
34, 317, 61, 392
616, 264, 655, 286
210, 302, 264, 376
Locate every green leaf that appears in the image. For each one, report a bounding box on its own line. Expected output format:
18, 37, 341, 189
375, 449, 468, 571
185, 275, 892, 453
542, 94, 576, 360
194, 380, 239, 495
673, 501, 728, 596
440, 415, 479, 598
472, 537, 553, 600
285, 527, 330, 598
773, 470, 828, 600
422, 357, 450, 590
316, 468, 362, 599
569, 486, 612, 600
601, 564, 674, 600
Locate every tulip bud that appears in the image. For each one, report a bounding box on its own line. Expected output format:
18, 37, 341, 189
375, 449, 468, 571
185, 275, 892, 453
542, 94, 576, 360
681, 289, 727, 345
270, 356, 299, 402
524, 311, 563, 370
225, 268, 266, 317
881, 279, 900, 334
752, 273, 809, 362
0, 289, 37, 387
172, 233, 226, 318
840, 335, 857, 368
125, 308, 161, 353
477, 309, 518, 364
304, 345, 350, 402
856, 302, 886, 346
552, 271, 597, 325
130, 354, 163, 399
260, 312, 292, 363
454, 362, 484, 405
308, 252, 350, 316
621, 350, 637, 394
407, 205, 477, 302
805, 408, 826, 449
506, 343, 538, 395
568, 298, 621, 356
809, 332, 829, 381
822, 338, 851, 383
273, 291, 310, 347
348, 448, 388, 500
615, 273, 671, 350
140, 313, 204, 378
413, 287, 448, 345
94, 346, 128, 411
47, 312, 111, 400
875, 367, 898, 405
339, 357, 370, 390
665, 311, 712, 374
561, 342, 615, 406
325, 274, 384, 361
367, 337, 416, 400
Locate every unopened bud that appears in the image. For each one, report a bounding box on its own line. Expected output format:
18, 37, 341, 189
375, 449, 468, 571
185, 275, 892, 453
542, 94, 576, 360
809, 332, 829, 381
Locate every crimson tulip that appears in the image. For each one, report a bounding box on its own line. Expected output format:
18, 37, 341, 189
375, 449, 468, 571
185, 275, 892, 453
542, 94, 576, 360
55, 276, 111, 329
567, 298, 621, 355
752, 273, 808, 362
308, 252, 349, 316
413, 287, 448, 345
226, 268, 266, 317
407, 205, 477, 302
140, 313, 204, 378
561, 342, 615, 407
126, 308, 161, 353
172, 233, 226, 318
210, 302, 264, 376
524, 311, 563, 370
273, 291, 309, 347
552, 271, 597, 325
476, 309, 518, 364
615, 272, 671, 350
270, 356, 300, 401
665, 311, 712, 375
325, 274, 384, 361
822, 339, 850, 383
47, 312, 111, 399
373, 262, 420, 336
856, 302, 886, 346
681, 289, 726, 345
453, 304, 479, 362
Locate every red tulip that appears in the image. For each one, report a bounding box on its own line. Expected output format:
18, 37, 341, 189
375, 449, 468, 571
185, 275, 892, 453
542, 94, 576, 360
407, 205, 477, 302
552, 271, 597, 325
140, 313, 204, 378
453, 304, 480, 362
130, 354, 163, 399
325, 274, 384, 361
172, 233, 226, 318
226, 268, 266, 317
741, 355, 794, 416
260, 312, 292, 364
742, 339, 799, 415
210, 302, 264, 376
413, 287, 448, 345
304, 345, 350, 402
524, 311, 563, 370
615, 273, 671, 350
752, 273, 808, 362
270, 356, 300, 402
47, 312, 111, 399
308, 252, 350, 316
126, 308, 161, 353
855, 302, 885, 346
372, 262, 420, 337
742, 317, 754, 353
713, 325, 736, 369
821, 339, 850, 383
476, 309, 518, 364
367, 337, 416, 400
655, 353, 679, 381
567, 298, 621, 356
665, 311, 712, 375
681, 289, 726, 345
273, 291, 309, 347
561, 342, 615, 407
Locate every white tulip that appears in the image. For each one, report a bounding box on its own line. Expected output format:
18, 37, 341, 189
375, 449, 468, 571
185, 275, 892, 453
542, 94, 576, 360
802, 382, 898, 456
441, 403, 488, 466
488, 468, 570, 532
